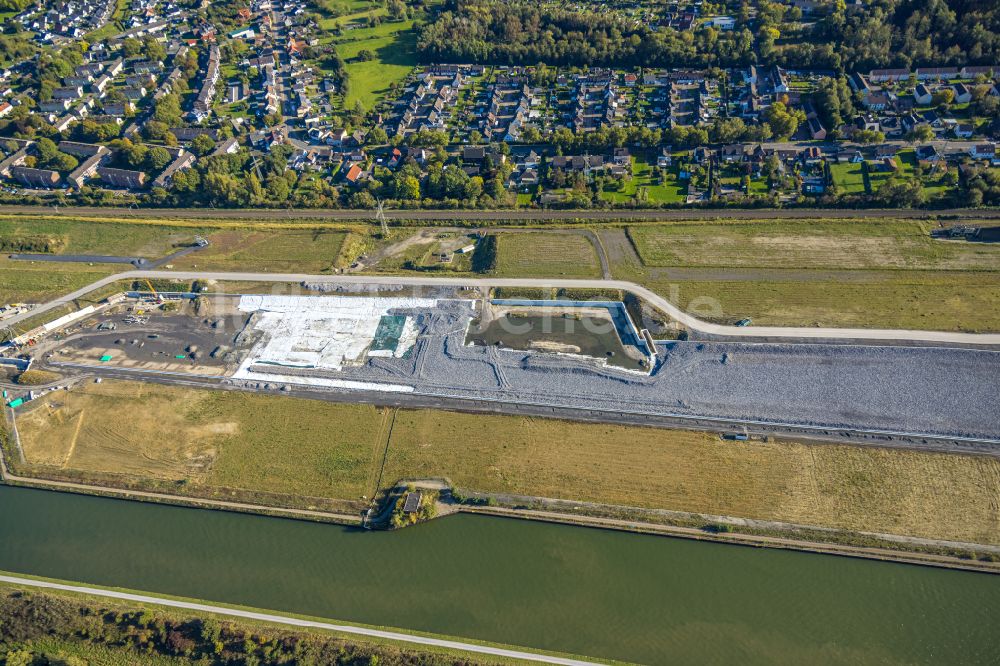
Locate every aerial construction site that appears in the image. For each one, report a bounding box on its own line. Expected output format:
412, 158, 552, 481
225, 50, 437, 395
4, 274, 1000, 453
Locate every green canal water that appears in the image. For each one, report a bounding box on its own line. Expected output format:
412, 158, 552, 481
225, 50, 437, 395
0, 485, 998, 664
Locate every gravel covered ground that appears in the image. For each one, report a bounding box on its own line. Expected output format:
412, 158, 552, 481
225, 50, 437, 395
285, 300, 1000, 440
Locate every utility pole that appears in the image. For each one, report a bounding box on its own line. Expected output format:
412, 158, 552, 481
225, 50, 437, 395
375, 198, 389, 237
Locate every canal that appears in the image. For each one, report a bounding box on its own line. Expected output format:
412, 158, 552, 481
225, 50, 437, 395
0, 485, 998, 664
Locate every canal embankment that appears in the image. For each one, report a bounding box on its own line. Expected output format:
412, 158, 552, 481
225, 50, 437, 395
0, 485, 998, 665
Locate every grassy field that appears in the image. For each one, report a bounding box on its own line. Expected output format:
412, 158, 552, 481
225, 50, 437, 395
12, 382, 1000, 545
316, 11, 417, 110
617, 220, 1000, 330
15, 382, 386, 507
0, 219, 355, 301
494, 233, 602, 278
829, 162, 867, 193
601, 157, 686, 204
338, 28, 417, 110
636, 271, 1000, 330
171, 229, 348, 273
382, 409, 1000, 545
0, 259, 118, 304
6, 217, 1000, 331
626, 220, 1000, 271
0, 216, 200, 257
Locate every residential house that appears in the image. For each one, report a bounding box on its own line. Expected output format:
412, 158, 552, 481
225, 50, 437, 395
657, 148, 673, 168
52, 86, 84, 100
915, 144, 941, 164
969, 143, 996, 160
326, 128, 348, 146
152, 152, 196, 188
343, 163, 364, 185
954, 122, 974, 139
807, 115, 826, 140
913, 84, 932, 105
869, 68, 910, 82
915, 67, 959, 81
10, 166, 61, 188
952, 82, 972, 104
97, 166, 146, 188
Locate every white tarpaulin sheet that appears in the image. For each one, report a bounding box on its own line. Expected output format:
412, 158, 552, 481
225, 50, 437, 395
235, 294, 438, 372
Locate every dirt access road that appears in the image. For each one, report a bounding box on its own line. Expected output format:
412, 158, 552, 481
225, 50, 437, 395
3, 204, 1000, 222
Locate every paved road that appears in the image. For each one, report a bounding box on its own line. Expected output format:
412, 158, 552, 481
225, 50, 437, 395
7, 269, 1000, 346
3, 204, 1000, 222
0, 575, 599, 665
7, 242, 207, 270
8, 253, 141, 265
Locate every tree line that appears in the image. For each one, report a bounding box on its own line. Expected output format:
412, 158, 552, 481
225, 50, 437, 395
0, 588, 486, 665
417, 1, 754, 69
416, 0, 998, 73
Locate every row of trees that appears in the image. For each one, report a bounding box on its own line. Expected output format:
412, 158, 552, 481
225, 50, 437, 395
0, 589, 476, 665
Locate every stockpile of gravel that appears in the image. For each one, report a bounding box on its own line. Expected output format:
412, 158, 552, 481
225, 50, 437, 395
317, 301, 1000, 440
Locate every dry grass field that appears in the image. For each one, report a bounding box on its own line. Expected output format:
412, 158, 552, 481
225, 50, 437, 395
0, 258, 117, 304
170, 229, 348, 273
494, 233, 602, 278
626, 220, 1000, 270
13, 382, 1000, 544
383, 410, 1000, 544
15, 382, 383, 503
635, 271, 1000, 330
613, 220, 1000, 331
16, 382, 223, 478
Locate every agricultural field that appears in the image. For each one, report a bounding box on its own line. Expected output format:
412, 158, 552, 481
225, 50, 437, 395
0, 218, 358, 302
12, 382, 1000, 545
493, 232, 602, 278
636, 271, 1000, 330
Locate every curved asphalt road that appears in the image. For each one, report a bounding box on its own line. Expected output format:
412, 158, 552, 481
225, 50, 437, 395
0, 575, 598, 665
7, 270, 1000, 346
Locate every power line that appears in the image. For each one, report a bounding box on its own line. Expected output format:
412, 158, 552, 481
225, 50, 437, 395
375, 198, 389, 237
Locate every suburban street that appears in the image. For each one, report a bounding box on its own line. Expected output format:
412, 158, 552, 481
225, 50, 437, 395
8, 269, 1000, 346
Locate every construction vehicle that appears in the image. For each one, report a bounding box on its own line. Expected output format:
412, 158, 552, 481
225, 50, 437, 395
143, 279, 165, 304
